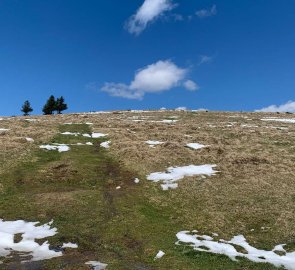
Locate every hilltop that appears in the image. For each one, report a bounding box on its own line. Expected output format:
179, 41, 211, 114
1, 110, 295, 270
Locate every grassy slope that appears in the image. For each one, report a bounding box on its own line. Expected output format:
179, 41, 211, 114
0, 122, 284, 269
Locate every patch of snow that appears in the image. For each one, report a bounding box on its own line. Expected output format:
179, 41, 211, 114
261, 118, 295, 123
116, 186, 121, 190
86, 122, 93, 125
147, 165, 218, 190
40, 144, 70, 152
100, 141, 111, 149
154, 250, 165, 260
176, 230, 295, 270
0, 128, 9, 132
134, 178, 140, 184
86, 142, 94, 145
62, 242, 78, 249
24, 119, 37, 122
0, 219, 61, 262
26, 137, 34, 142
145, 140, 164, 147
91, 133, 108, 138
61, 132, 80, 136
85, 261, 108, 270
186, 143, 208, 150
82, 133, 92, 138
161, 183, 178, 190
160, 119, 178, 123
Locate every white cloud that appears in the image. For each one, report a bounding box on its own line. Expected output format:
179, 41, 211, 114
255, 101, 295, 113
126, 0, 176, 35
183, 80, 199, 91
196, 5, 217, 18
175, 106, 187, 111
101, 60, 197, 100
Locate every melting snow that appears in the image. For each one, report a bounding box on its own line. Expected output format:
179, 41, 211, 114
62, 242, 78, 249
154, 250, 165, 260
85, 261, 108, 270
40, 144, 70, 152
61, 132, 80, 136
261, 118, 295, 123
0, 128, 9, 132
186, 143, 207, 150
134, 178, 140, 184
100, 141, 111, 148
92, 133, 108, 138
26, 137, 34, 142
147, 165, 218, 190
145, 140, 164, 147
0, 219, 61, 263
176, 230, 295, 270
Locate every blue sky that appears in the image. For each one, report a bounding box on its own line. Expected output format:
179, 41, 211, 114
0, 0, 295, 116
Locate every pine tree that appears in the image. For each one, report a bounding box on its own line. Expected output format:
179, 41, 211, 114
42, 95, 56, 115
21, 100, 33, 116
55, 96, 68, 114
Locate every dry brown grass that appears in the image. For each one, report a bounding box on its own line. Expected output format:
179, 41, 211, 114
1, 110, 295, 259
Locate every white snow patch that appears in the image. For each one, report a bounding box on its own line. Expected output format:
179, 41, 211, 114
40, 144, 70, 152
85, 261, 108, 270
176, 230, 295, 270
0, 219, 61, 262
154, 250, 165, 260
186, 143, 207, 150
261, 118, 295, 124
26, 137, 34, 142
24, 119, 37, 122
147, 165, 218, 190
160, 119, 178, 123
100, 141, 111, 149
91, 133, 108, 138
61, 132, 80, 136
134, 178, 140, 184
0, 128, 9, 132
145, 140, 164, 147
62, 242, 78, 249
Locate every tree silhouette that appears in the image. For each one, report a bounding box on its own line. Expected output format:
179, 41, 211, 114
42, 95, 56, 115
55, 96, 68, 114
21, 100, 33, 116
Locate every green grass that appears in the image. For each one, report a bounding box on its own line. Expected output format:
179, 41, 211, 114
0, 124, 283, 269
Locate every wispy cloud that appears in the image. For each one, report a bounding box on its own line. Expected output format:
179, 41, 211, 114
196, 5, 217, 18
255, 101, 295, 113
101, 60, 198, 99
198, 55, 214, 65
126, 0, 176, 35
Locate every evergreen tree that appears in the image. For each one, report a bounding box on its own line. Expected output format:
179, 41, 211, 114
42, 95, 56, 115
21, 100, 33, 116
55, 96, 68, 114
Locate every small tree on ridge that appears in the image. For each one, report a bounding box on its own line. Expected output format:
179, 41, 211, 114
21, 100, 33, 116
55, 96, 68, 114
42, 95, 56, 115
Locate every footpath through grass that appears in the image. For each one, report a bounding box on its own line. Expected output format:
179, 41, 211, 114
0, 124, 281, 269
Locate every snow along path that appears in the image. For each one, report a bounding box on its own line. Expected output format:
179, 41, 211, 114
40, 144, 70, 152
61, 132, 108, 138
0, 219, 75, 263
186, 143, 208, 150
147, 165, 218, 190
176, 230, 295, 270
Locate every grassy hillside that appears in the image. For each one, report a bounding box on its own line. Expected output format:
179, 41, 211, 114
0, 111, 294, 269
